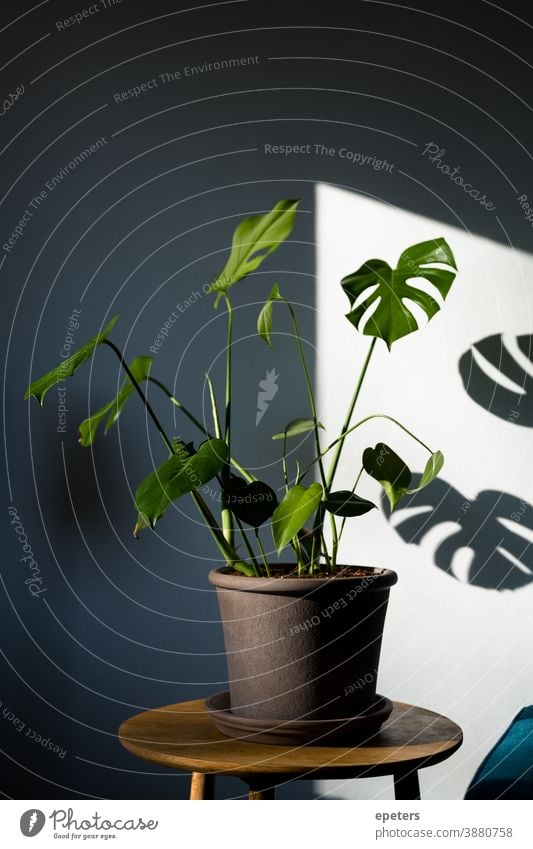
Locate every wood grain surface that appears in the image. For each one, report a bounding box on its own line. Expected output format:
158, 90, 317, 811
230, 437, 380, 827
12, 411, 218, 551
119, 699, 462, 779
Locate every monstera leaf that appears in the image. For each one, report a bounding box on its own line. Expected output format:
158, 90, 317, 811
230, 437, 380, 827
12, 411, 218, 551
390, 479, 533, 591
24, 315, 120, 405
79, 356, 152, 446
209, 200, 299, 306
134, 438, 228, 535
341, 239, 457, 349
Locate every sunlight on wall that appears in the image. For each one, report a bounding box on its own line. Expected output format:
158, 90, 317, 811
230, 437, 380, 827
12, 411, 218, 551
314, 182, 533, 800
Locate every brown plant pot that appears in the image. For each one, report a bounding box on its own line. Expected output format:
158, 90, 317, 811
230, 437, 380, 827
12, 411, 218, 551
208, 565, 397, 726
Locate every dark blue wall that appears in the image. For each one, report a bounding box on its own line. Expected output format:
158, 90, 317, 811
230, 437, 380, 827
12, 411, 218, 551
2, 0, 532, 799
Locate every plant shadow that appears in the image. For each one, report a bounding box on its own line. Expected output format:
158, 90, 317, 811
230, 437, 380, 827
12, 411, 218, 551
386, 479, 533, 591
459, 333, 533, 427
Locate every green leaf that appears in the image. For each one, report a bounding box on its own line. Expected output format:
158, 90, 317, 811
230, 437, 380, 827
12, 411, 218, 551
209, 200, 300, 306
272, 418, 325, 440
324, 491, 377, 517
362, 443, 412, 511
272, 483, 323, 554
134, 438, 228, 535
78, 356, 152, 447
341, 238, 457, 349
406, 450, 444, 494
257, 283, 283, 349
24, 315, 120, 405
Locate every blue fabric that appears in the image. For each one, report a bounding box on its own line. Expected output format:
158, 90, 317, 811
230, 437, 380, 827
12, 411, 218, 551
465, 706, 533, 800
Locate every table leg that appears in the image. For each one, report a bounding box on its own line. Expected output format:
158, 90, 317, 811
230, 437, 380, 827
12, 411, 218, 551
393, 769, 421, 800
248, 779, 276, 800
190, 772, 216, 800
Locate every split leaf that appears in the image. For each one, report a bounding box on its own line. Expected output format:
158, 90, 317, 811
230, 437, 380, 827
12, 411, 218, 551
24, 315, 120, 405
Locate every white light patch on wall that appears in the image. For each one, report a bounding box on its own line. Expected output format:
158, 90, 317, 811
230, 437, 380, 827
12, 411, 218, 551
314, 182, 533, 800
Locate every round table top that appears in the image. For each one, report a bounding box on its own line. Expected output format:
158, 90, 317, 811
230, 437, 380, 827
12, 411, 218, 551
119, 699, 463, 778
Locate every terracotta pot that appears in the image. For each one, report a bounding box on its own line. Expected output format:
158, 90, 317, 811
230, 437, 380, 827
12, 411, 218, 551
208, 565, 397, 722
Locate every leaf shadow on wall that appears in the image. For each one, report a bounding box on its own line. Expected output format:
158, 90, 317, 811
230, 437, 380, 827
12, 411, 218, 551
459, 333, 533, 427
386, 480, 533, 591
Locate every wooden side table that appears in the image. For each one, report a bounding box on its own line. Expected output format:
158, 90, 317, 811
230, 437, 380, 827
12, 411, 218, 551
119, 698, 462, 800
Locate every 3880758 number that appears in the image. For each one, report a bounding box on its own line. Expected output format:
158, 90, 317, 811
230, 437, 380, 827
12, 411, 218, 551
461, 827, 513, 838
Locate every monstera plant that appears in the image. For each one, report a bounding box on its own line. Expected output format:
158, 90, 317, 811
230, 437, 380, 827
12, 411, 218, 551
25, 199, 457, 577
25, 200, 459, 741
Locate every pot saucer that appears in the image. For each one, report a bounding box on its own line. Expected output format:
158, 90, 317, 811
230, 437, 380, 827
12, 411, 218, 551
205, 690, 393, 746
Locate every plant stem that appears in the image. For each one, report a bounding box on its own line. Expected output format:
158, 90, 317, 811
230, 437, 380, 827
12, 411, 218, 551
286, 302, 328, 491
285, 301, 331, 569
369, 414, 433, 453
224, 295, 233, 443
299, 413, 434, 481
102, 340, 239, 565
205, 372, 222, 439
293, 533, 306, 576
254, 528, 271, 578
320, 531, 332, 571
191, 492, 240, 564
282, 432, 289, 492
316, 343, 386, 567
147, 377, 256, 482
329, 413, 434, 458
104, 341, 175, 453
310, 529, 317, 568
148, 376, 206, 432
234, 517, 260, 576
330, 513, 339, 571
221, 295, 234, 546
326, 338, 376, 491
338, 465, 364, 542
